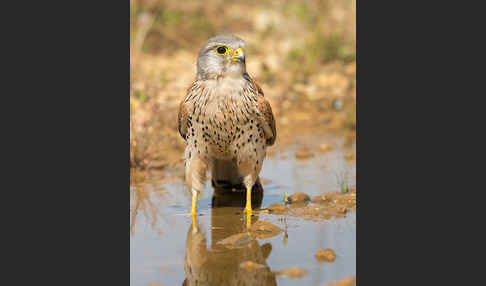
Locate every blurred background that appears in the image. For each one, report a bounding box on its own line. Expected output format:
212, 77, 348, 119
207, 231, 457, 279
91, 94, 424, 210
130, 0, 356, 171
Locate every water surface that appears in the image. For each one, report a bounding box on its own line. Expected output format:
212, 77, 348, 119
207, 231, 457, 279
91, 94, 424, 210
130, 135, 356, 286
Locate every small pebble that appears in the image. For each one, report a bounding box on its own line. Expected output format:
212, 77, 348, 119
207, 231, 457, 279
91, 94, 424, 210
311, 194, 328, 203
336, 206, 347, 214
315, 248, 336, 262
274, 266, 308, 278
217, 232, 253, 249
295, 150, 314, 159
325, 275, 356, 286
319, 143, 333, 152
332, 98, 344, 110
250, 220, 283, 239
344, 153, 354, 160
288, 192, 310, 204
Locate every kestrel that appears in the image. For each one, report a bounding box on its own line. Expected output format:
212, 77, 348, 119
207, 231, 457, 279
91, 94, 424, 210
177, 34, 276, 219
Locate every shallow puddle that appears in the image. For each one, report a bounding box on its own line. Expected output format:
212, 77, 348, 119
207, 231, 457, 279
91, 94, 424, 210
130, 135, 356, 286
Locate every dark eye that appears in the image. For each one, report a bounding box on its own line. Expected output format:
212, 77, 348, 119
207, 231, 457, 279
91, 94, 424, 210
216, 46, 228, 55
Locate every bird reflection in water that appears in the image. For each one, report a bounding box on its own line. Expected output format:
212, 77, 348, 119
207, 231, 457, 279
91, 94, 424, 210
183, 179, 277, 286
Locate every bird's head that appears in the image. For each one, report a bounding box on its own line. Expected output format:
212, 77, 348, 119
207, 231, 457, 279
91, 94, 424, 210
196, 34, 246, 80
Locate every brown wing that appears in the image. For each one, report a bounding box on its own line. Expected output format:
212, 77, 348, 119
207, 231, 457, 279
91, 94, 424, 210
177, 82, 195, 141
247, 76, 277, 146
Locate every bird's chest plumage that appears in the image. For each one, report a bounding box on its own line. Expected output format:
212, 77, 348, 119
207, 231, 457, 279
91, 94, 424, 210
185, 80, 267, 170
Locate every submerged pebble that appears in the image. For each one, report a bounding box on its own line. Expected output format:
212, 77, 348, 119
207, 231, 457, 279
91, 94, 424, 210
325, 275, 356, 286
289, 205, 330, 220
274, 266, 308, 278
315, 248, 336, 262
295, 150, 314, 159
319, 143, 333, 152
217, 232, 253, 249
250, 220, 283, 239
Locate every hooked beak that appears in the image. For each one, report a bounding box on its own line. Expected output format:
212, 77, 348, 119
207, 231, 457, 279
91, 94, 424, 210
231, 48, 245, 63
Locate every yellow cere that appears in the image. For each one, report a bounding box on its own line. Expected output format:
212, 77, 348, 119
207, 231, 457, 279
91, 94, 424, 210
233, 48, 242, 57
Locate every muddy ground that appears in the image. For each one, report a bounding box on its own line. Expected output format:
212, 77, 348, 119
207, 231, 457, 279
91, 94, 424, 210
130, 0, 356, 170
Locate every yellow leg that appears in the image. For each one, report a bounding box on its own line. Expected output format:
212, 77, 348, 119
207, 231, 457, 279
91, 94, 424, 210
191, 191, 198, 216
245, 187, 252, 213
245, 187, 252, 228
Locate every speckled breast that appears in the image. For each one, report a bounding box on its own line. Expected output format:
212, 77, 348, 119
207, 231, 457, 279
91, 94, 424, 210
186, 96, 267, 170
